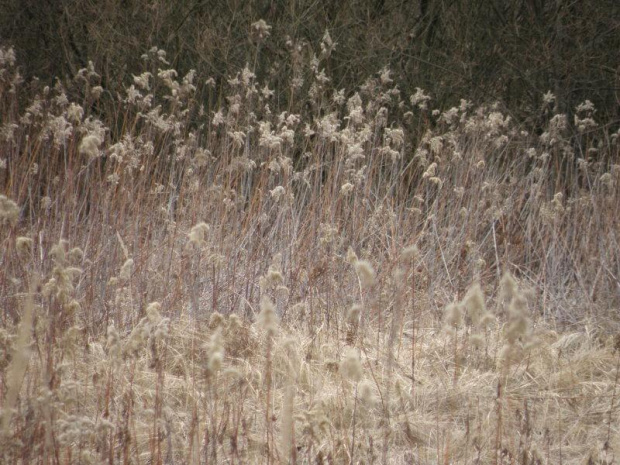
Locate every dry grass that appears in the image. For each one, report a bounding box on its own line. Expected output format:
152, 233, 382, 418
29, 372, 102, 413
1, 36, 619, 464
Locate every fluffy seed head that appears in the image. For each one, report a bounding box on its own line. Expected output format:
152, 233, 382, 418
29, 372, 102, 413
463, 283, 486, 327
354, 260, 375, 289
16, 237, 33, 257
359, 379, 375, 404
346, 246, 358, 265
340, 348, 363, 382
0, 195, 19, 226
188, 222, 209, 247
401, 245, 419, 262
347, 304, 362, 324
79, 134, 102, 160
444, 302, 463, 329
119, 258, 133, 281
258, 296, 278, 336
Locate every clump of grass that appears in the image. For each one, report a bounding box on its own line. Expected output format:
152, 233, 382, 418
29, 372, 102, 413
1, 38, 619, 464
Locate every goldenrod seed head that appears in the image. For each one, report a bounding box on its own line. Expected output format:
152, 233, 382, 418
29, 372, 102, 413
354, 260, 375, 288
463, 283, 486, 327
50, 239, 69, 265
346, 246, 358, 265
359, 379, 375, 404
208, 312, 224, 329
347, 304, 362, 324
208, 351, 223, 373
499, 272, 518, 303
340, 348, 363, 382
258, 295, 278, 336
16, 236, 33, 257
401, 245, 419, 261
79, 134, 102, 160
340, 182, 354, 195
444, 302, 463, 329
119, 258, 133, 281
0, 195, 19, 226
188, 222, 209, 246
146, 302, 162, 325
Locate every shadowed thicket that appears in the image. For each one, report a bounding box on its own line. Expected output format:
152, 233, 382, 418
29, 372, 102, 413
0, 24, 619, 464
2, 0, 619, 124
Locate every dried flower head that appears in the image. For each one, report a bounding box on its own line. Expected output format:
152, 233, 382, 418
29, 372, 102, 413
354, 260, 375, 289
250, 19, 272, 42
119, 258, 133, 281
16, 236, 33, 257
401, 245, 419, 261
0, 195, 19, 226
346, 246, 358, 265
462, 283, 486, 327
79, 133, 102, 160
188, 222, 209, 247
258, 296, 278, 336
347, 304, 362, 324
340, 348, 363, 382
444, 302, 463, 330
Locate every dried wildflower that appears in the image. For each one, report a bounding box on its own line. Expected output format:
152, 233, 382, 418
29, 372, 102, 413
542, 91, 555, 106
188, 222, 209, 247
359, 379, 375, 404
354, 260, 375, 289
347, 304, 362, 324
428, 177, 443, 188
209, 312, 225, 329
146, 302, 162, 326
444, 302, 463, 330
250, 19, 271, 42
270, 186, 286, 201
340, 348, 363, 382
340, 182, 354, 195
422, 162, 437, 179
258, 295, 278, 336
106, 324, 121, 360
320, 29, 336, 58
499, 272, 518, 304
119, 258, 133, 281
205, 328, 225, 375
79, 133, 102, 160
410, 87, 431, 110
401, 245, 419, 262
462, 283, 486, 327
0, 195, 19, 226
346, 246, 358, 265
16, 237, 33, 257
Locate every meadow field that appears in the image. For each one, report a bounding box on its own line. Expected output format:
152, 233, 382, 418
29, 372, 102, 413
1, 29, 619, 464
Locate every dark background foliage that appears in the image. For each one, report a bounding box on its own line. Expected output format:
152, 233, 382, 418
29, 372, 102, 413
2, 0, 619, 122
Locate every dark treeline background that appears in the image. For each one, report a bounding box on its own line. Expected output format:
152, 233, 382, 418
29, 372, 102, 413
2, 0, 619, 124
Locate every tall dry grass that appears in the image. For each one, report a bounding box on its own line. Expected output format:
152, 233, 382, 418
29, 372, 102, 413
1, 33, 619, 464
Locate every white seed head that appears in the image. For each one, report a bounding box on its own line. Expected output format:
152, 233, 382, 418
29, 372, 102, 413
79, 133, 102, 160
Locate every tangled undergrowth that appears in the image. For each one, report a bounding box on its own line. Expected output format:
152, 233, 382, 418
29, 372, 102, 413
0, 29, 619, 464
